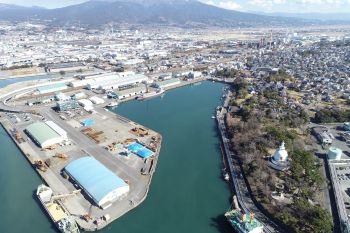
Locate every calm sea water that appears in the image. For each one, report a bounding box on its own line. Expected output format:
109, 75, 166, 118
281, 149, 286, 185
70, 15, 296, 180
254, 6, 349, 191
0, 81, 232, 233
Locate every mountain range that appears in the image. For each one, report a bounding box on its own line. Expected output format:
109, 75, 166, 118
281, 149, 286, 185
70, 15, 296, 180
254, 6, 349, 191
252, 11, 350, 22
0, 0, 317, 27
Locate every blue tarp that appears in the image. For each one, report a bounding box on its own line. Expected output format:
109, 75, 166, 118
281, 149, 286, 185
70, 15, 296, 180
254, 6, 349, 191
81, 119, 95, 126
127, 142, 154, 158
65, 157, 128, 204
127, 143, 143, 152
136, 148, 154, 158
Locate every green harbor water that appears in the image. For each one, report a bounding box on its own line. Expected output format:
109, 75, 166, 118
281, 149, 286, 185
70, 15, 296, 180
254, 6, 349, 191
0, 81, 232, 233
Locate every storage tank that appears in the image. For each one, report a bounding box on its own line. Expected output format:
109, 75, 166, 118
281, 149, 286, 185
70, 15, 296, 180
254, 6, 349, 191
327, 147, 342, 160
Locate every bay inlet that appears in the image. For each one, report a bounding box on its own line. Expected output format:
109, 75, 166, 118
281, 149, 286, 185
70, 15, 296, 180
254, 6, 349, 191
0, 80, 232, 233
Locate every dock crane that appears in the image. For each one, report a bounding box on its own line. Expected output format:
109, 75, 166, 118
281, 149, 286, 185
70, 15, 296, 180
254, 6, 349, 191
51, 189, 81, 201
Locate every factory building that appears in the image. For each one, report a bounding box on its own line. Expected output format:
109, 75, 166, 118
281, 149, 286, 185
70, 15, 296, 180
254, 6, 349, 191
91, 74, 148, 91
152, 78, 181, 89
25, 121, 68, 148
64, 157, 129, 209
56, 100, 80, 112
114, 86, 146, 100
68, 72, 145, 91
37, 83, 67, 95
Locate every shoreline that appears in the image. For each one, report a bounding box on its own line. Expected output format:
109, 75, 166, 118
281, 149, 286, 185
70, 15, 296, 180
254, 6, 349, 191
0, 111, 162, 231
0, 76, 228, 232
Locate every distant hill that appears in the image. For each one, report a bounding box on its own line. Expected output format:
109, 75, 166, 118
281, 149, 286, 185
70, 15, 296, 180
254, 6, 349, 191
0, 0, 311, 27
251, 11, 350, 22
0, 3, 46, 21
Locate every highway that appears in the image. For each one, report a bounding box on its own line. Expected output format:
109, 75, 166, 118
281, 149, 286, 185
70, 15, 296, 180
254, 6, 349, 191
217, 90, 281, 233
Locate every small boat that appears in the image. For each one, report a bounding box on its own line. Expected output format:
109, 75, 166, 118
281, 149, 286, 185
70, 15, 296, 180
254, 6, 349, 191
36, 184, 80, 233
211, 116, 216, 119
106, 101, 119, 108
137, 89, 165, 101
224, 172, 230, 181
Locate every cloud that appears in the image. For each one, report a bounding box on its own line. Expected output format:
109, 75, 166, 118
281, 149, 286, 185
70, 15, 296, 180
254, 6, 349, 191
203, 0, 241, 10
248, 0, 349, 10
248, 0, 286, 10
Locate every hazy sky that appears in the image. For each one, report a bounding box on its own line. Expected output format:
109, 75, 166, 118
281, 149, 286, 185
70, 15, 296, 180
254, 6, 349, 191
1, 0, 350, 13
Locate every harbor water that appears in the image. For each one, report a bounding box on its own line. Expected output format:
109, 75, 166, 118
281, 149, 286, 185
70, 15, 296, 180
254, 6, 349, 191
0, 80, 232, 233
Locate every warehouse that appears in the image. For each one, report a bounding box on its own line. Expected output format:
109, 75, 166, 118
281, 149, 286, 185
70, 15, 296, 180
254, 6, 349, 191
25, 121, 67, 148
115, 86, 146, 100
64, 157, 129, 209
88, 74, 148, 91
56, 100, 80, 112
153, 78, 181, 89
37, 83, 67, 95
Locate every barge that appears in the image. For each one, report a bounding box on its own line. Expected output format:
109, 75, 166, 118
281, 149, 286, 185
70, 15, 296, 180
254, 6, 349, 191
36, 184, 80, 233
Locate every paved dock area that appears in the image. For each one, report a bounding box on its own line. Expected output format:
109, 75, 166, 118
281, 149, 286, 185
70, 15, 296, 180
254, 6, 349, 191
0, 102, 162, 231
0, 75, 208, 231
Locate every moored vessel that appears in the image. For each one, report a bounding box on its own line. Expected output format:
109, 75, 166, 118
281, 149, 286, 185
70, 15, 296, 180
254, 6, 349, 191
106, 101, 119, 108
223, 172, 230, 181
225, 196, 263, 233
137, 89, 165, 100
36, 184, 80, 233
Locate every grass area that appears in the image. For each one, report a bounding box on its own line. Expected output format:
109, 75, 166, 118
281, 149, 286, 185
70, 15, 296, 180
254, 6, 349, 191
287, 90, 303, 101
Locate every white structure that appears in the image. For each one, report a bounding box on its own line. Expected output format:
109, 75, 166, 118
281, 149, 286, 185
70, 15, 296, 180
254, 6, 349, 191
269, 142, 290, 171
45, 121, 68, 140
328, 147, 342, 160
272, 142, 288, 162
37, 83, 67, 95
115, 86, 146, 100
55, 93, 71, 101
89, 96, 105, 104
153, 78, 181, 89
25, 121, 68, 148
94, 74, 148, 91
69, 72, 148, 91
72, 92, 86, 100
78, 99, 93, 107
188, 71, 202, 79
65, 157, 129, 209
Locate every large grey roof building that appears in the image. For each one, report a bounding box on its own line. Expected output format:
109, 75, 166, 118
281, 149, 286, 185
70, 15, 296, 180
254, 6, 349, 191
25, 121, 67, 148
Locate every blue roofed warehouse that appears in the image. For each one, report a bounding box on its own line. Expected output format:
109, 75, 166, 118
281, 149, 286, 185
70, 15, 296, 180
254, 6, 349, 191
64, 157, 129, 209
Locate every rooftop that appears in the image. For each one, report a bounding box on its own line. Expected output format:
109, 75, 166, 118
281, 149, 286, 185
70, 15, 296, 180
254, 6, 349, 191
64, 157, 128, 204
25, 121, 61, 146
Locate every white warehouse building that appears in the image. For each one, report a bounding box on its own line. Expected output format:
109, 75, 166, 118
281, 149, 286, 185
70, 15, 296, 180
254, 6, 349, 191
25, 121, 68, 148
65, 157, 130, 209
91, 74, 148, 91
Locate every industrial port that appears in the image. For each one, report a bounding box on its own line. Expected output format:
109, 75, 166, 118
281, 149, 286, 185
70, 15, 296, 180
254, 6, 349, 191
0, 71, 199, 231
